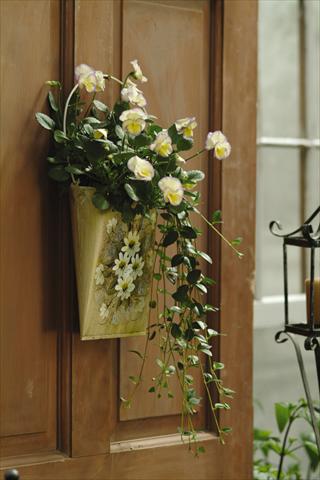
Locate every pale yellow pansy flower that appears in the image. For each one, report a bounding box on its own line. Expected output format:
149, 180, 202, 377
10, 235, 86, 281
130, 59, 148, 83
150, 130, 173, 157
158, 177, 184, 206
75, 64, 105, 93
175, 154, 186, 166
175, 117, 197, 140
93, 128, 108, 140
214, 141, 231, 160
119, 108, 147, 136
205, 131, 227, 150
121, 79, 146, 108
127, 156, 155, 181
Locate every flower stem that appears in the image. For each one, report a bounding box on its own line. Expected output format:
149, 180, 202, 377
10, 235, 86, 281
193, 206, 243, 258
63, 83, 79, 136
184, 148, 206, 162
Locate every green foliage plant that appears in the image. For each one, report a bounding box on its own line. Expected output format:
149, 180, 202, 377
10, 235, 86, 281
254, 399, 320, 480
36, 61, 242, 453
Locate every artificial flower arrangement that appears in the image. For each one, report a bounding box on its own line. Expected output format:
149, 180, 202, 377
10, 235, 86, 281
36, 60, 242, 453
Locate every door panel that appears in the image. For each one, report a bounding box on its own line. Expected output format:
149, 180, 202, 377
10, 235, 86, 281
119, 0, 210, 423
0, 0, 60, 457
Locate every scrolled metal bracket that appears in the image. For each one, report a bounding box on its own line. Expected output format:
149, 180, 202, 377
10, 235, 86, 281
275, 330, 320, 454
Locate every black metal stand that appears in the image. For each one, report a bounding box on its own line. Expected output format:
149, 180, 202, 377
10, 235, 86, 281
275, 330, 320, 454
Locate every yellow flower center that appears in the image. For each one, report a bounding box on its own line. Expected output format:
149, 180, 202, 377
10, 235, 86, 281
127, 122, 142, 135
183, 126, 193, 138
159, 143, 171, 157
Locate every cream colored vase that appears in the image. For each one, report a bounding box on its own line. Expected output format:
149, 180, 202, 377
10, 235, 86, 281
70, 185, 156, 340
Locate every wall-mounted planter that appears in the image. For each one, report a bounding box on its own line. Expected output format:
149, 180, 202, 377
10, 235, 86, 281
70, 184, 156, 340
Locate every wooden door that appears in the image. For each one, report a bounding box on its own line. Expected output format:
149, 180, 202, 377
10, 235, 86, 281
0, 1, 256, 479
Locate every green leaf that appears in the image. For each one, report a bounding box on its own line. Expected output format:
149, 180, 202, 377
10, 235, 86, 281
187, 170, 205, 182
303, 441, 320, 470
231, 237, 243, 246
65, 165, 83, 175
212, 210, 222, 224
35, 112, 55, 130
153, 273, 162, 281
149, 124, 162, 136
92, 192, 109, 211
221, 427, 232, 434
197, 446, 206, 454
93, 99, 108, 112
171, 323, 182, 338
129, 350, 144, 360
45, 80, 61, 88
149, 300, 157, 309
180, 226, 198, 239
162, 230, 178, 247
275, 403, 290, 433
54, 129, 68, 143
48, 166, 69, 182
48, 91, 58, 112
171, 254, 184, 267
197, 250, 213, 264
115, 124, 124, 139
176, 136, 193, 151
195, 283, 207, 294
168, 124, 179, 143
213, 362, 224, 370
254, 428, 272, 441
187, 269, 201, 284
124, 183, 139, 201
148, 386, 155, 393
172, 285, 189, 302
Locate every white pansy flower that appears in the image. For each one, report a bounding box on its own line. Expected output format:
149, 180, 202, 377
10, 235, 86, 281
99, 302, 109, 319
121, 231, 141, 257
205, 131, 227, 150
106, 217, 118, 234
119, 108, 147, 136
150, 130, 173, 157
130, 59, 147, 83
113, 252, 130, 276
214, 141, 231, 160
115, 274, 135, 300
175, 154, 186, 166
127, 156, 155, 181
158, 177, 184, 206
128, 254, 145, 279
75, 64, 105, 93
175, 117, 197, 140
95, 263, 105, 286
121, 79, 146, 108
93, 128, 108, 140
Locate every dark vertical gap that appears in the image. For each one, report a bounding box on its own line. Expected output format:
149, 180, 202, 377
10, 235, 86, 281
57, 0, 75, 456
299, 0, 307, 288
207, 0, 224, 433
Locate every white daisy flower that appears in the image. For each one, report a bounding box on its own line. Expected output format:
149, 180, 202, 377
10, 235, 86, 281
113, 252, 130, 276
121, 231, 141, 257
106, 217, 118, 234
115, 274, 135, 300
128, 254, 145, 279
95, 263, 105, 285
99, 302, 109, 319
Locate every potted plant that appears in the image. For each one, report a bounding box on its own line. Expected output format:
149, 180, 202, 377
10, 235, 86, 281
36, 60, 241, 451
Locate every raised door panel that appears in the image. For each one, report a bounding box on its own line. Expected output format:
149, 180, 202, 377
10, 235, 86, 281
118, 0, 210, 428
0, 0, 60, 457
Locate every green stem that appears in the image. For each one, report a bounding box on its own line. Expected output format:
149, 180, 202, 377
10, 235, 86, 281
63, 83, 79, 136
184, 148, 206, 162
193, 206, 243, 258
